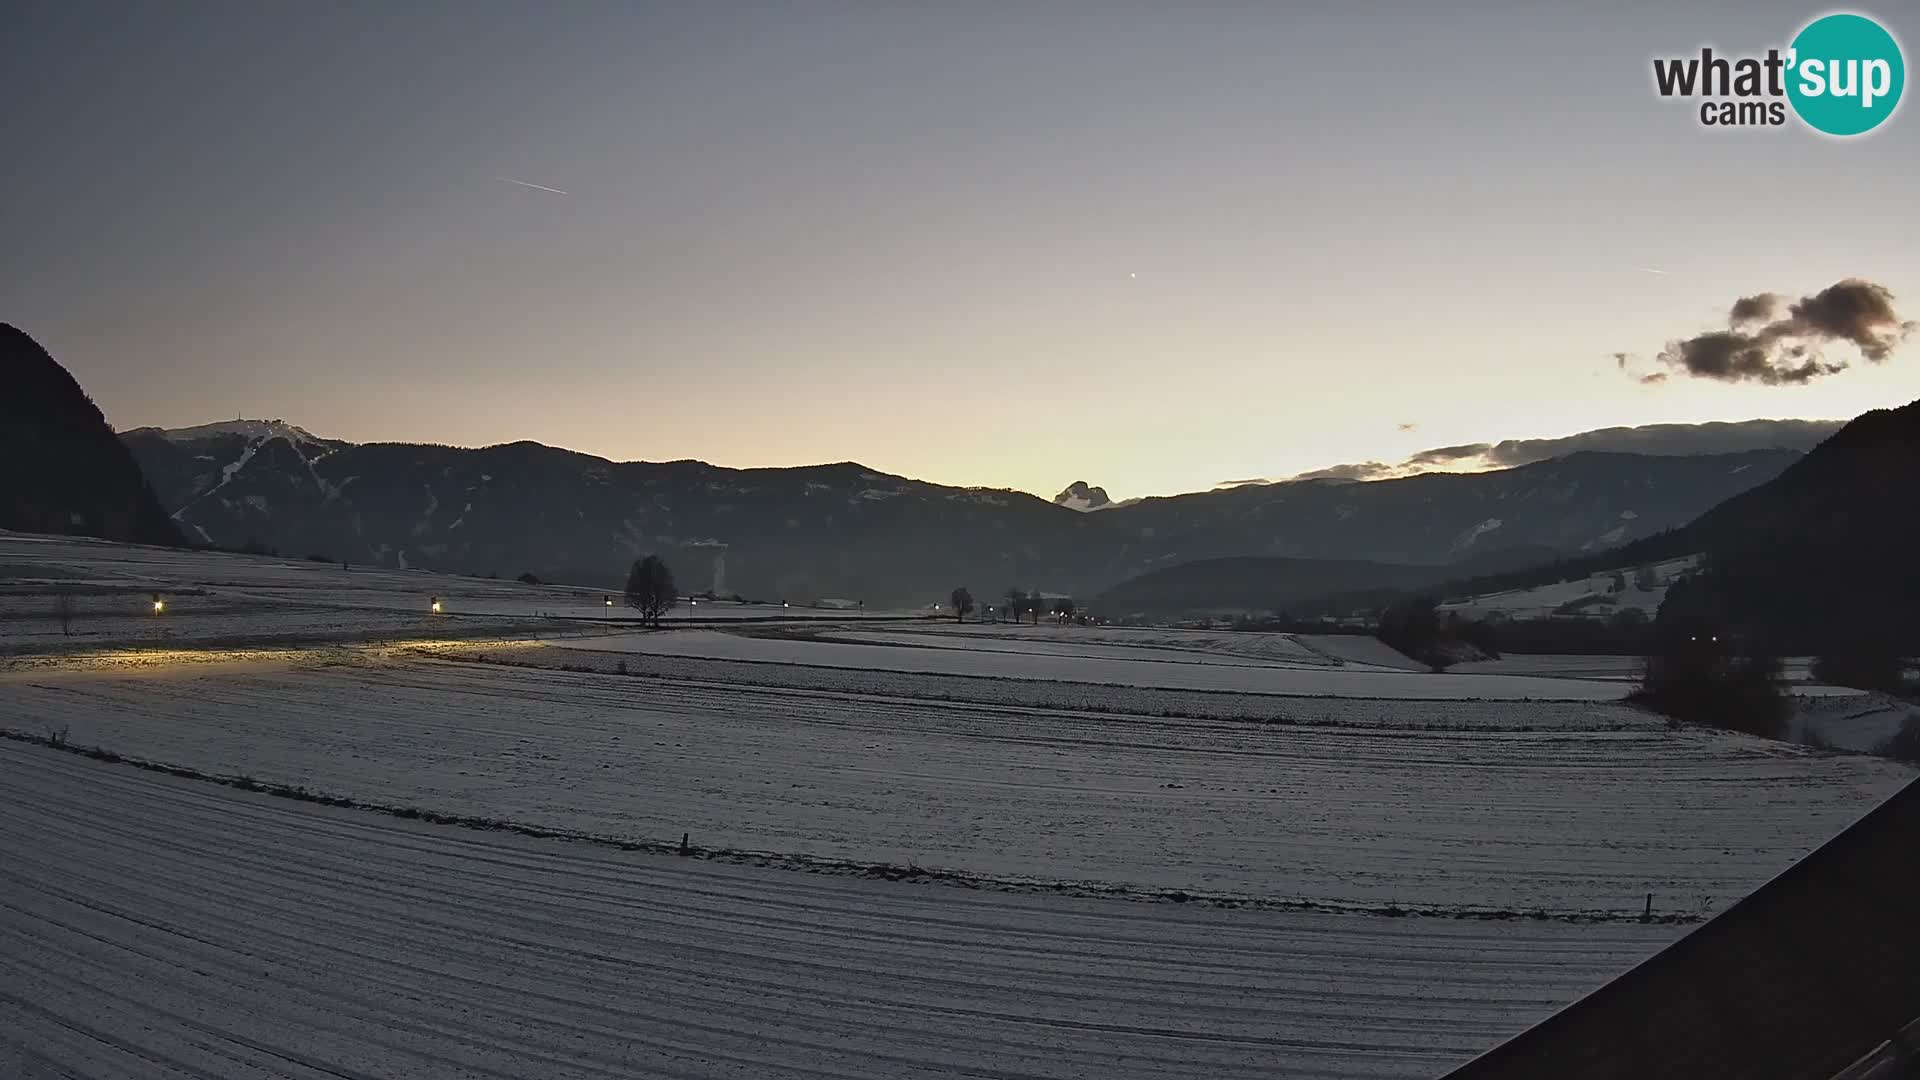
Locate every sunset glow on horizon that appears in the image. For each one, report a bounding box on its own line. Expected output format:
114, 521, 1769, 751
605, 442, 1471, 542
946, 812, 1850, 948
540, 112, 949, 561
7, 2, 1917, 501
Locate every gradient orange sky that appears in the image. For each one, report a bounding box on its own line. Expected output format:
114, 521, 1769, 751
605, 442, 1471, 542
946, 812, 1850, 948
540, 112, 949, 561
7, 3, 1917, 499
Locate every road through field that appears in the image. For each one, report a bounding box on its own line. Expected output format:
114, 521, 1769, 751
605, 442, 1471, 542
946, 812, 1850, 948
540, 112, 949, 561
0, 742, 1678, 1079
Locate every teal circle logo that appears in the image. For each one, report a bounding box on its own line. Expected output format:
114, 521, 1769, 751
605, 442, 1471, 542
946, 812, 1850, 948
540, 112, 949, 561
1787, 13, 1905, 136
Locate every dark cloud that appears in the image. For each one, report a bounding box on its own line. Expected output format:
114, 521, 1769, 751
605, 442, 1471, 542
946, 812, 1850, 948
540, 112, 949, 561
1643, 279, 1914, 386
1287, 461, 1397, 483
1213, 477, 1272, 488
1283, 419, 1844, 483
1406, 442, 1492, 466
1658, 328, 1847, 385
1639, 372, 1668, 385
1729, 292, 1781, 324
1787, 279, 1915, 362
1613, 352, 1632, 369
1475, 418, 1843, 465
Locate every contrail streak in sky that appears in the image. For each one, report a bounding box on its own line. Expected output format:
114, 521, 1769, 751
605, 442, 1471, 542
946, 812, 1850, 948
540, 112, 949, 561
496, 176, 569, 196
1634, 266, 1672, 276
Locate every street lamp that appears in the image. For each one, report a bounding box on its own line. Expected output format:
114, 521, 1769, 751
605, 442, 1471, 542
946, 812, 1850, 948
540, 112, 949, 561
151, 594, 165, 615
430, 596, 443, 615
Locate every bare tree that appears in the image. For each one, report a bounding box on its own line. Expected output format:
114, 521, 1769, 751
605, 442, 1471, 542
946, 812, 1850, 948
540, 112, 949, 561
54, 587, 75, 636
949, 586, 974, 623
1051, 596, 1076, 622
1004, 588, 1026, 625
625, 555, 678, 628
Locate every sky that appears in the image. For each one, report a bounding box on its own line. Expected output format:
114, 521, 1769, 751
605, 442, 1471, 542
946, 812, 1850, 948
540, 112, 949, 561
5, 1, 1918, 500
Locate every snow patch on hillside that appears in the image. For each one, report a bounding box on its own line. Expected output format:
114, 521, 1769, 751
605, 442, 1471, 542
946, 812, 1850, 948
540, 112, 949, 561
1451, 517, 1503, 551
159, 419, 329, 445
1441, 555, 1700, 621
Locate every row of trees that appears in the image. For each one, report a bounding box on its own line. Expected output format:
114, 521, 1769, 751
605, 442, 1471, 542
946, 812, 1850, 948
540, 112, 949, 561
622, 561, 1093, 629
946, 587, 1077, 624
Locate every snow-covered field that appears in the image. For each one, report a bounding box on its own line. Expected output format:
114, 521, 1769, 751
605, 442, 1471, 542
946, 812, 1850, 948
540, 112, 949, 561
891, 622, 1336, 663
4, 651, 1906, 914
1791, 693, 1920, 753
1448, 653, 1835, 696
468, 641, 1665, 728
0, 743, 1682, 1080
826, 627, 1331, 668
571, 629, 1631, 700
0, 533, 934, 653
4, 532, 1914, 1077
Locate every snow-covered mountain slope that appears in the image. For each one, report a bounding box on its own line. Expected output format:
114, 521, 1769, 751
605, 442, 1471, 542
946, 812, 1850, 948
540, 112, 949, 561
1438, 555, 1701, 621
1053, 481, 1114, 512
146, 418, 335, 447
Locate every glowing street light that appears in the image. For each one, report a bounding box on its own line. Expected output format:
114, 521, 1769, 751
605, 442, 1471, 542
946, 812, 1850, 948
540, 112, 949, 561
151, 594, 165, 615
430, 596, 443, 615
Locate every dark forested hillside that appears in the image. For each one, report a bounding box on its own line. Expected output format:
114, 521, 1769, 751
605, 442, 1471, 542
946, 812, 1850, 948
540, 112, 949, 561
1653, 398, 1920, 652
1092, 556, 1445, 618
0, 325, 184, 547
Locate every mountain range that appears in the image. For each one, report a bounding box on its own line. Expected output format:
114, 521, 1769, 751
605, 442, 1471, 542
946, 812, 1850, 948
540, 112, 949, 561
0, 318, 1905, 664
120, 416, 1798, 605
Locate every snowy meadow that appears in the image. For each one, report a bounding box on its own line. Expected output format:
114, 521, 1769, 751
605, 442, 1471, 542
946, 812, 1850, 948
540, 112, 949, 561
1, 533, 1910, 1078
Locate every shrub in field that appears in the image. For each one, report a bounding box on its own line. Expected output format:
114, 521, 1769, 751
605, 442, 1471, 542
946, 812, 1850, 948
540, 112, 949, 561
1875, 715, 1920, 763
1632, 623, 1787, 739
1795, 723, 1834, 751
1378, 596, 1495, 671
